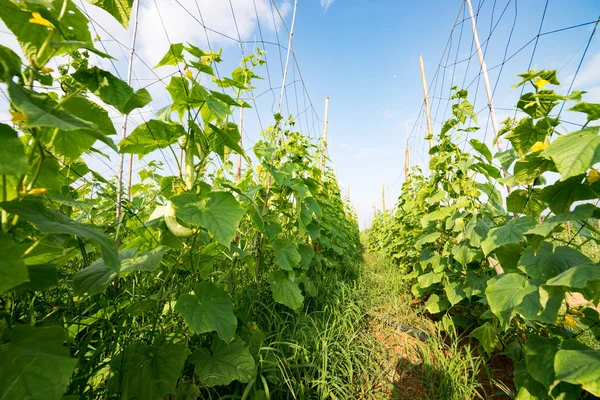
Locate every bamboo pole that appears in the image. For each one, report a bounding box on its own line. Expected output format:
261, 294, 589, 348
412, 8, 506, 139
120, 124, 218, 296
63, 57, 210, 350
236, 106, 244, 181
404, 119, 410, 182
116, 0, 140, 244
382, 184, 386, 213
465, 0, 501, 151
278, 0, 298, 114
419, 55, 434, 158
321, 96, 330, 173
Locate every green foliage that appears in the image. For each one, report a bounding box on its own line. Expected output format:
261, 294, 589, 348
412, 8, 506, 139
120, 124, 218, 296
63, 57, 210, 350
0, 4, 361, 398
367, 73, 600, 399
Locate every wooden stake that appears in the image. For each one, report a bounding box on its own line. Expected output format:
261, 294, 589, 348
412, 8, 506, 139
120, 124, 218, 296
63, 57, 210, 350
116, 0, 140, 245
419, 55, 434, 158
236, 106, 244, 181
347, 185, 350, 201
465, 0, 501, 150
321, 96, 330, 173
382, 184, 386, 213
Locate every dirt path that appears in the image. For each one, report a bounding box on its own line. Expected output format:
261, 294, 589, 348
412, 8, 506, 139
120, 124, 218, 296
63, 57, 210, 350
361, 251, 514, 399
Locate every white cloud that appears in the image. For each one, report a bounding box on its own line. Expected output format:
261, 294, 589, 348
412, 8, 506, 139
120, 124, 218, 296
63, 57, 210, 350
571, 52, 600, 88
320, 0, 335, 12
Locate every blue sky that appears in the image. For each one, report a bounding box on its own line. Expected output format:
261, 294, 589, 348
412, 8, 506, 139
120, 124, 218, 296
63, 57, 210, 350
1, 0, 599, 228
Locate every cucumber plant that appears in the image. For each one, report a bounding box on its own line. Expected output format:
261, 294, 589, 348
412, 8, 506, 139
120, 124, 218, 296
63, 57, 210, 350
368, 72, 600, 399
0, 1, 360, 398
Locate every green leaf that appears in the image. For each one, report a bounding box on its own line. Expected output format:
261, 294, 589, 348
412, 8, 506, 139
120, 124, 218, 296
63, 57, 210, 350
470, 322, 501, 356
505, 117, 557, 156
73, 249, 135, 297
87, 0, 134, 27
0, 123, 28, 175
175, 282, 237, 342
514, 359, 549, 399
268, 270, 304, 310
297, 243, 315, 270
517, 90, 561, 119
526, 204, 599, 237
155, 43, 185, 68
541, 127, 600, 180
569, 102, 600, 123
424, 293, 450, 314
0, 232, 29, 294
0, 0, 92, 61
544, 265, 600, 289
171, 192, 245, 246
451, 242, 479, 266
506, 189, 546, 218
444, 281, 467, 306
481, 217, 536, 256
121, 246, 168, 272
110, 336, 189, 400
518, 242, 591, 281
1, 199, 119, 270
524, 334, 560, 389
119, 120, 185, 157
272, 238, 301, 271
49, 40, 115, 59
418, 271, 442, 288
8, 81, 98, 131
513, 153, 556, 185
485, 273, 538, 330
0, 325, 77, 400
495, 148, 518, 171
416, 231, 441, 246
72, 67, 151, 114
207, 122, 245, 159
190, 338, 255, 387
13, 264, 58, 292
539, 175, 598, 214
44, 95, 119, 159
469, 139, 492, 163
554, 350, 600, 396
0, 44, 21, 83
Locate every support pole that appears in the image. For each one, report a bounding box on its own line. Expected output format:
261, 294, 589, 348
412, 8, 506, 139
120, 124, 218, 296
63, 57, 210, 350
236, 106, 244, 181
347, 185, 350, 201
465, 0, 501, 151
278, 0, 298, 115
382, 184, 386, 213
127, 155, 133, 201
404, 119, 410, 182
419, 55, 434, 158
321, 96, 330, 173
116, 0, 140, 244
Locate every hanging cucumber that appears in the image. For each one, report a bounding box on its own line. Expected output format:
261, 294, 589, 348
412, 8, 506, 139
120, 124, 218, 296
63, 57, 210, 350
184, 133, 195, 191
164, 201, 194, 238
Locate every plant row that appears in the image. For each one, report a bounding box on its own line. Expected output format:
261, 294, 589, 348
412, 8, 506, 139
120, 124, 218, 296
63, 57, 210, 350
0, 1, 360, 398
367, 73, 600, 399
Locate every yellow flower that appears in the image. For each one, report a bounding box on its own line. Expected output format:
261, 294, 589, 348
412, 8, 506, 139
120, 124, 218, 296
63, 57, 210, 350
41, 67, 54, 73
29, 12, 54, 28
10, 110, 27, 124
519, 190, 527, 196
563, 315, 578, 329
531, 141, 548, 152
28, 188, 48, 195
587, 169, 600, 184
176, 185, 185, 195
185, 69, 193, 79
534, 77, 550, 89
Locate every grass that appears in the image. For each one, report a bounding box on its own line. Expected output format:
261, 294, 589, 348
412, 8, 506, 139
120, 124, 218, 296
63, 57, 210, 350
360, 248, 495, 400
